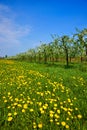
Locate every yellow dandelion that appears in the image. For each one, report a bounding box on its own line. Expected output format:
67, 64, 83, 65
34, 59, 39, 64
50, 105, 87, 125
74, 97, 77, 100
8, 92, 11, 95
43, 105, 47, 110
66, 117, 69, 120
75, 107, 78, 110
14, 102, 18, 106
77, 114, 82, 119
12, 106, 15, 109
50, 113, 53, 118
68, 111, 71, 116
8, 116, 13, 121
15, 98, 19, 102
50, 119, 53, 122
55, 118, 58, 122
54, 114, 60, 119
33, 125, 37, 129
4, 100, 7, 103
65, 124, 69, 129
57, 109, 60, 114
40, 93, 44, 96
17, 104, 22, 107
33, 122, 36, 125
63, 107, 67, 111
56, 122, 60, 125
14, 112, 17, 116
67, 98, 71, 103
7, 106, 11, 109
70, 103, 73, 106
54, 104, 57, 107
41, 110, 45, 114
30, 108, 34, 112
8, 113, 12, 116
23, 104, 28, 109
38, 123, 43, 128
3, 96, 6, 99
49, 110, 54, 114
22, 109, 25, 113
33, 122, 37, 128
61, 121, 66, 126
30, 101, 33, 104
38, 102, 42, 106
53, 107, 57, 110
40, 107, 43, 111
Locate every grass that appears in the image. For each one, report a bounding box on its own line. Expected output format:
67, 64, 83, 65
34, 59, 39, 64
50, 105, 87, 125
0, 59, 87, 130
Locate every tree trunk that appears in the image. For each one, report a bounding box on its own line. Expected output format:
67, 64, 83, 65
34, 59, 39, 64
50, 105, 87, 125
81, 56, 83, 62
65, 48, 69, 66
70, 57, 71, 62
85, 45, 87, 56
44, 52, 47, 64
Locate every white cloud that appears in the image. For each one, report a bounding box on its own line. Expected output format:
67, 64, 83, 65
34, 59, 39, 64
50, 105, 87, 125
0, 4, 31, 56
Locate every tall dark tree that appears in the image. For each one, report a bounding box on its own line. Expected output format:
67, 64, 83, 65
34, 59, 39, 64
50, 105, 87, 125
60, 35, 72, 66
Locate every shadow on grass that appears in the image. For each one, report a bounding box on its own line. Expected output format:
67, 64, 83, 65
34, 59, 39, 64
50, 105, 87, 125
44, 62, 76, 69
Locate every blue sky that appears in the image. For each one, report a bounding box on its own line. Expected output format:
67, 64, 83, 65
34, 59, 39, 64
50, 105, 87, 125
0, 0, 87, 56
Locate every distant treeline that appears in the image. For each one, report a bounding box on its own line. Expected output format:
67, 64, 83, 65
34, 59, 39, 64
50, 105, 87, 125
8, 28, 87, 66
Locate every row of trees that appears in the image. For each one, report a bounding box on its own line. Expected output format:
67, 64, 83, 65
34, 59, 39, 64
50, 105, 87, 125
10, 28, 87, 66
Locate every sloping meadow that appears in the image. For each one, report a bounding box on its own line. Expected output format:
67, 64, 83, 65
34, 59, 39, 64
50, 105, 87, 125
0, 60, 87, 130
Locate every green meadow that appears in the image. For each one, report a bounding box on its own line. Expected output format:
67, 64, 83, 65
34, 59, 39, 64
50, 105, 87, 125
0, 59, 87, 130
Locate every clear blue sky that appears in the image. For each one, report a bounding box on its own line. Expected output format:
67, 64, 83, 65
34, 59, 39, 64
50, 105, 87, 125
0, 0, 87, 56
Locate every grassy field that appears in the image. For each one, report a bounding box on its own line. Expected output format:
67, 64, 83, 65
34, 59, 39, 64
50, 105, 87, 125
0, 59, 87, 130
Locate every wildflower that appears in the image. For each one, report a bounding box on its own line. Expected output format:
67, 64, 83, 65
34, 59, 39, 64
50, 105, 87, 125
75, 107, 78, 110
4, 100, 7, 103
14, 112, 17, 116
41, 110, 45, 114
17, 104, 22, 107
49, 110, 54, 114
54, 114, 60, 119
70, 103, 73, 106
50, 113, 53, 118
23, 104, 28, 109
33, 122, 37, 128
40, 107, 43, 111
77, 114, 82, 119
67, 98, 71, 103
15, 98, 19, 102
74, 97, 77, 100
37, 82, 41, 85
57, 109, 60, 114
33, 125, 37, 128
63, 107, 67, 111
56, 122, 60, 125
14, 102, 18, 106
68, 111, 71, 116
65, 125, 69, 129
30, 108, 34, 112
7, 106, 11, 109
8, 113, 12, 116
3, 96, 6, 99
61, 121, 66, 126
22, 109, 25, 113
38, 102, 42, 106
8, 92, 11, 95
50, 119, 53, 122
38, 123, 43, 128
8, 116, 13, 121
66, 117, 69, 120
43, 105, 47, 110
